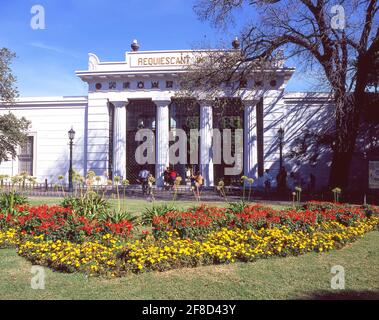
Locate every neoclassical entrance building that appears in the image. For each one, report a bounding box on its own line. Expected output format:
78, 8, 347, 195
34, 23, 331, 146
0, 41, 335, 189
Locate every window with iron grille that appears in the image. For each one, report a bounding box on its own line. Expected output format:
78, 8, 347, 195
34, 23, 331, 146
18, 136, 34, 175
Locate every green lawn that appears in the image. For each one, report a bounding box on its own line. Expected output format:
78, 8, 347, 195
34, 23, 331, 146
0, 231, 378, 299
27, 197, 288, 214
2, 197, 377, 299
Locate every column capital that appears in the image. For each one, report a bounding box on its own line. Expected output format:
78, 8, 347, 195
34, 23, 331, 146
198, 99, 214, 107
153, 100, 171, 108
110, 101, 127, 108
242, 100, 258, 107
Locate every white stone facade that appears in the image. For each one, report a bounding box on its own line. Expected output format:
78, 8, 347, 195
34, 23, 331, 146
0, 48, 334, 190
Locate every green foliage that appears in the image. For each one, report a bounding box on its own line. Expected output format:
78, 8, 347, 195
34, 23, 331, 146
100, 209, 137, 224
227, 201, 248, 214
0, 113, 30, 163
0, 48, 18, 103
0, 191, 29, 212
61, 192, 110, 220
0, 48, 31, 164
141, 204, 177, 226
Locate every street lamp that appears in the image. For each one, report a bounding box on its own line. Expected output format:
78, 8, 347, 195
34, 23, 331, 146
68, 127, 75, 193
277, 127, 286, 193
278, 127, 284, 171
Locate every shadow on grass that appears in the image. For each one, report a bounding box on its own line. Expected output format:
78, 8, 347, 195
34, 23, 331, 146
305, 290, 379, 300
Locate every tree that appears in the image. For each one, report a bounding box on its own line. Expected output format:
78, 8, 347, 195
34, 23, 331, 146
186, 0, 379, 189
0, 48, 30, 163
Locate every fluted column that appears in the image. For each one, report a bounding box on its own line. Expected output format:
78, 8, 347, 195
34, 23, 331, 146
155, 100, 170, 187
200, 101, 214, 187
243, 100, 257, 184
112, 101, 127, 180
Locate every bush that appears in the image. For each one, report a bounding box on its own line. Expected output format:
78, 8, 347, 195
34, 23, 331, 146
227, 201, 248, 214
61, 192, 109, 220
141, 204, 177, 226
99, 209, 137, 224
0, 204, 134, 242
0, 191, 29, 212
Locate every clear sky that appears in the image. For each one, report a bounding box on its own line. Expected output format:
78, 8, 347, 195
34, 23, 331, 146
0, 0, 317, 97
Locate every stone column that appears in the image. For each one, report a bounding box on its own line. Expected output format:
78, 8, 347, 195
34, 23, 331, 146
112, 101, 127, 180
200, 101, 214, 187
155, 100, 170, 187
243, 101, 257, 184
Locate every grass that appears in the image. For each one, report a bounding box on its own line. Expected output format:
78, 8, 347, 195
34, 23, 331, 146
0, 231, 378, 299
1, 196, 377, 299
27, 197, 288, 214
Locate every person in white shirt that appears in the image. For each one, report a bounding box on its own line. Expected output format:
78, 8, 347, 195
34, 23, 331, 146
138, 168, 150, 195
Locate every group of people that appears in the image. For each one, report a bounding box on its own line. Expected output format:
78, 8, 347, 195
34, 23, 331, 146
137, 168, 154, 197
164, 166, 204, 200
138, 166, 204, 201
163, 167, 178, 190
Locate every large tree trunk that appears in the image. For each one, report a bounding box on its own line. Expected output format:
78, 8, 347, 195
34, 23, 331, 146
328, 94, 360, 189
328, 50, 372, 189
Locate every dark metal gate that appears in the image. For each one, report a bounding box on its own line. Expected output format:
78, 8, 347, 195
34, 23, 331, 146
213, 98, 244, 186
169, 99, 200, 184
126, 100, 156, 183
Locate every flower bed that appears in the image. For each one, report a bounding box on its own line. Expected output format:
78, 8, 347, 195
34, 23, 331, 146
0, 205, 133, 242
17, 216, 379, 276
152, 202, 374, 238
0, 228, 19, 248
1, 202, 378, 277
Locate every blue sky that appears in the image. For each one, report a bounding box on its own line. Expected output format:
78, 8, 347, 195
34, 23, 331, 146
0, 0, 316, 97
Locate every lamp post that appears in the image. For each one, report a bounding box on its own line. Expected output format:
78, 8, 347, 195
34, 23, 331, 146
277, 127, 286, 193
278, 127, 284, 171
68, 127, 75, 193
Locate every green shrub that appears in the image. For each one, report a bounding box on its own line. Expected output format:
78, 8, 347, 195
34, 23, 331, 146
227, 201, 248, 214
99, 209, 137, 224
61, 192, 109, 220
141, 204, 177, 226
0, 191, 29, 212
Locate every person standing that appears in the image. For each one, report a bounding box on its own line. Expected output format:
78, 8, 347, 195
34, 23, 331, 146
163, 167, 171, 190
138, 167, 150, 195
169, 168, 177, 189
147, 173, 155, 201
192, 171, 203, 201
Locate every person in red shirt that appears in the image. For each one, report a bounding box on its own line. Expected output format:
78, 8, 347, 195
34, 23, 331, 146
169, 169, 177, 188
